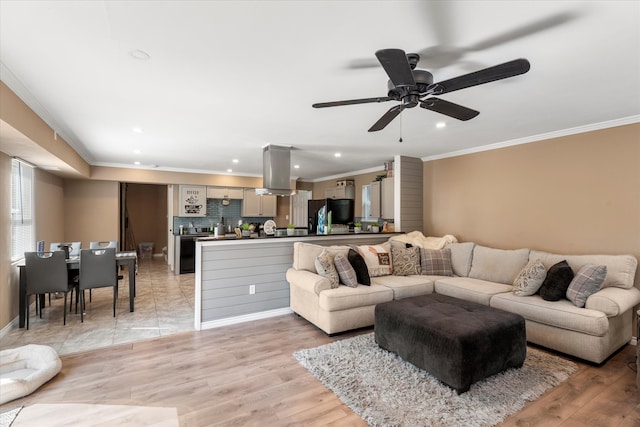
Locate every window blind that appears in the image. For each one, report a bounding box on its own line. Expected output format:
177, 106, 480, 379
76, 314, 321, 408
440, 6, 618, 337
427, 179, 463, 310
11, 158, 34, 261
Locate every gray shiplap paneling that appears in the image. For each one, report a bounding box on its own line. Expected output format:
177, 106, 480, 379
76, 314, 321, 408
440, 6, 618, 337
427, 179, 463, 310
198, 234, 393, 323
397, 156, 423, 232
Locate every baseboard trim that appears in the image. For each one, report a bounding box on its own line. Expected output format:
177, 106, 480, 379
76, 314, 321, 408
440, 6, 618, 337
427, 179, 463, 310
198, 308, 293, 330
0, 316, 19, 339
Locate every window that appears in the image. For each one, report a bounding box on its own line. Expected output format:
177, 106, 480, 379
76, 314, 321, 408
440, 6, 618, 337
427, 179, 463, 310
11, 158, 34, 261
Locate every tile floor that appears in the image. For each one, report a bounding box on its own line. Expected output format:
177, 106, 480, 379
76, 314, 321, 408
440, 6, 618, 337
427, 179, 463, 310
0, 257, 195, 355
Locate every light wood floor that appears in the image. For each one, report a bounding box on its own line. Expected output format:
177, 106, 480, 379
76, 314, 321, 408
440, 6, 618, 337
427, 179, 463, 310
1, 313, 638, 426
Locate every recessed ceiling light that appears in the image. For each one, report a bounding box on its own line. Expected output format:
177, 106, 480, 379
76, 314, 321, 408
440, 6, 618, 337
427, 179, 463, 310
436, 122, 446, 128
134, 161, 141, 165
334, 152, 341, 158
294, 164, 300, 169
232, 159, 239, 163
227, 169, 233, 173
129, 50, 151, 60
133, 127, 143, 133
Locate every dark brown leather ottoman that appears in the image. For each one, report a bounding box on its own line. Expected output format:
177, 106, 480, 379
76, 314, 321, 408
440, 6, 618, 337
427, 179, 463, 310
375, 293, 526, 394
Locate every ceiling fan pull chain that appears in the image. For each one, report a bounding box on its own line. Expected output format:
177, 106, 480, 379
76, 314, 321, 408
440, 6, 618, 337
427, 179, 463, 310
399, 114, 403, 143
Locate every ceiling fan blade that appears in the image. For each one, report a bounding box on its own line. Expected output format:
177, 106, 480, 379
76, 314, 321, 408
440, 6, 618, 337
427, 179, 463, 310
469, 11, 577, 52
368, 104, 406, 132
375, 49, 416, 88
420, 97, 479, 121
428, 58, 530, 95
312, 97, 392, 108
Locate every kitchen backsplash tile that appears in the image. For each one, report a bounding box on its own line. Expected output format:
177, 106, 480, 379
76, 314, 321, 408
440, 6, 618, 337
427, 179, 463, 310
173, 199, 273, 233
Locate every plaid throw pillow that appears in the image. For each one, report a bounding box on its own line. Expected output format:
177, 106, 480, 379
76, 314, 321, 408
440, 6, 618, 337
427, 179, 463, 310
334, 253, 358, 287
566, 264, 607, 307
419, 248, 453, 276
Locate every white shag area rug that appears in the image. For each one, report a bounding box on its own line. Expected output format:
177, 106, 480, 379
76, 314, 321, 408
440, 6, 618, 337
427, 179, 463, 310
294, 333, 578, 427
8, 404, 178, 427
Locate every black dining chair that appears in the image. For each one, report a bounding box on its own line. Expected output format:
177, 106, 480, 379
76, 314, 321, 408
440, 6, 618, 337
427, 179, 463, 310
88, 241, 124, 301
79, 248, 118, 322
24, 251, 74, 329
50, 241, 82, 312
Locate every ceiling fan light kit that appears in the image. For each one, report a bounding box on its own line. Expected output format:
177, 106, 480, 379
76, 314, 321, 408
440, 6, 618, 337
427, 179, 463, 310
313, 49, 530, 132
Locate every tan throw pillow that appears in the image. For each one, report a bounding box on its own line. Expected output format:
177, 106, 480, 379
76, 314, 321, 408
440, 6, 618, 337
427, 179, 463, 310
513, 259, 547, 296
566, 264, 607, 307
334, 253, 358, 287
391, 246, 421, 276
356, 243, 393, 277
314, 250, 339, 288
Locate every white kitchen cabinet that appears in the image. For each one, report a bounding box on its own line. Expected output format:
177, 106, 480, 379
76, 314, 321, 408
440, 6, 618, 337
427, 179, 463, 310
242, 188, 277, 217
206, 186, 244, 199
381, 177, 394, 219
325, 185, 355, 199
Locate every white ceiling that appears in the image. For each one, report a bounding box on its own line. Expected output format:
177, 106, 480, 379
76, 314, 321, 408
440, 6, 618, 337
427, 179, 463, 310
1, 1, 639, 181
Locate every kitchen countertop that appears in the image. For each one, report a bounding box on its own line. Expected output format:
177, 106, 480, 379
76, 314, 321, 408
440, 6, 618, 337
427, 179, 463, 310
196, 231, 401, 242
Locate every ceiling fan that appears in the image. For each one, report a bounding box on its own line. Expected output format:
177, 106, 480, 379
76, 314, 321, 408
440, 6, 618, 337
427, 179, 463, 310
312, 49, 530, 132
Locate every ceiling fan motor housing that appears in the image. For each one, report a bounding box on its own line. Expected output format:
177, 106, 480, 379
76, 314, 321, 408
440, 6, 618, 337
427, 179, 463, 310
387, 69, 433, 98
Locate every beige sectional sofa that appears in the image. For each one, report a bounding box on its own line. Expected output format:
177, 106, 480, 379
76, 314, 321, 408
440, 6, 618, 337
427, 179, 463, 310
285, 240, 639, 364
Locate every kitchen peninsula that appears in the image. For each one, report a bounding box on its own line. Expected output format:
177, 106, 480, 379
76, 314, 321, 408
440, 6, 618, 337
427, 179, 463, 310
194, 233, 392, 330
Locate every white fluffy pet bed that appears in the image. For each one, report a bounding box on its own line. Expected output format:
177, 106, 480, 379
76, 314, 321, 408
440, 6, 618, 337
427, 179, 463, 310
0, 344, 62, 404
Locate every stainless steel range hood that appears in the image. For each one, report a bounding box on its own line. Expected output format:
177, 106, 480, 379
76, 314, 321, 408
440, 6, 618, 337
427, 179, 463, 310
256, 144, 294, 196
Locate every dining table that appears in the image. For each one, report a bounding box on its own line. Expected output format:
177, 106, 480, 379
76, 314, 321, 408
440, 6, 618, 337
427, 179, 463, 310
17, 251, 137, 328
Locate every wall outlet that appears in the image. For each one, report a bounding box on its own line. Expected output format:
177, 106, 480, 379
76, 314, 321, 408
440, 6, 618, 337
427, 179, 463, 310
249, 285, 255, 295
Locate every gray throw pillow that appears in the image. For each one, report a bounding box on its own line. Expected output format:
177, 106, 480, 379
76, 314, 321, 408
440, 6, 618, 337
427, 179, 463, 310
315, 250, 339, 288
539, 260, 574, 301
334, 253, 358, 287
566, 264, 607, 307
513, 259, 547, 296
419, 248, 453, 276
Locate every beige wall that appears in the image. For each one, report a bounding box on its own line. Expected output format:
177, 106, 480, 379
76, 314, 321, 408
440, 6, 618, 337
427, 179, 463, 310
34, 169, 65, 246
64, 180, 120, 248
423, 123, 640, 290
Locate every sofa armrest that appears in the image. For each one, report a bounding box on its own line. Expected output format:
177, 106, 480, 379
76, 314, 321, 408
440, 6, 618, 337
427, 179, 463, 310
286, 268, 332, 296
586, 286, 640, 317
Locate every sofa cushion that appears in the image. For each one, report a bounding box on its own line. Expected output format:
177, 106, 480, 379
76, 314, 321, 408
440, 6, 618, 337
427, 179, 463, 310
420, 248, 453, 276
530, 250, 637, 290
512, 259, 547, 296
356, 243, 393, 277
566, 264, 607, 308
434, 277, 513, 306
447, 242, 475, 277
314, 250, 339, 289
334, 253, 358, 288
392, 246, 421, 276
293, 242, 350, 272
371, 275, 434, 299
468, 246, 530, 285
539, 260, 574, 301
490, 293, 609, 337
348, 248, 370, 286
318, 284, 393, 312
